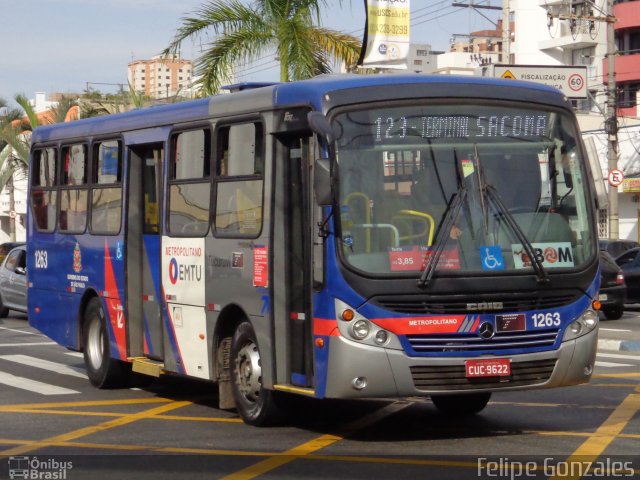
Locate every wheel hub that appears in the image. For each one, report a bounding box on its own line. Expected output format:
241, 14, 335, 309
234, 342, 262, 403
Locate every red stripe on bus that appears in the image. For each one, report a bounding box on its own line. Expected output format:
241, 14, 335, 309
104, 240, 127, 360
470, 316, 481, 332
313, 318, 339, 336
372, 316, 466, 335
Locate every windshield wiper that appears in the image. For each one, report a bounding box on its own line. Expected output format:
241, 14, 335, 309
485, 186, 550, 284
418, 149, 467, 289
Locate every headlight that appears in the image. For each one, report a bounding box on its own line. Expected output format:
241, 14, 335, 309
333, 299, 403, 350
563, 309, 599, 342
351, 319, 371, 340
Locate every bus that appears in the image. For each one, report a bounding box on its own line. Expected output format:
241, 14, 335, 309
27, 74, 600, 426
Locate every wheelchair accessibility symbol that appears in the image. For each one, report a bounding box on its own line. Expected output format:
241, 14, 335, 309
480, 246, 505, 271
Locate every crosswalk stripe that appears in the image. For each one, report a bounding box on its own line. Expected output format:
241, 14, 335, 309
0, 342, 57, 347
597, 352, 640, 361
0, 354, 87, 379
65, 352, 84, 358
595, 361, 634, 368
0, 371, 79, 395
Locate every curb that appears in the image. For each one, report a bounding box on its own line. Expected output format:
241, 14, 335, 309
598, 338, 640, 352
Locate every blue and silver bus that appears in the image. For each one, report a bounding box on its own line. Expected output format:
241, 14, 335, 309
28, 74, 599, 425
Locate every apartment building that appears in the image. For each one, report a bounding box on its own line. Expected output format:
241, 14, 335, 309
127, 55, 193, 99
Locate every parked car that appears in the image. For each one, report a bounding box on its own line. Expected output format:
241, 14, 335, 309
598, 250, 626, 320
615, 247, 640, 304
599, 238, 640, 260
0, 241, 24, 265
0, 245, 27, 317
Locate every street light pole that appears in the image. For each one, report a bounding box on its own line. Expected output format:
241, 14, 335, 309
606, 0, 619, 239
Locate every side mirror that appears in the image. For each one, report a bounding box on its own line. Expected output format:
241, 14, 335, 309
15, 266, 26, 276
314, 158, 332, 206
307, 111, 335, 145
307, 111, 336, 206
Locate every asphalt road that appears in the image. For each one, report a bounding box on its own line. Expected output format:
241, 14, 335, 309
0, 311, 639, 480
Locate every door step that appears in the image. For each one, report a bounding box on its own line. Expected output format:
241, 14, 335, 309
130, 357, 164, 377
273, 384, 316, 396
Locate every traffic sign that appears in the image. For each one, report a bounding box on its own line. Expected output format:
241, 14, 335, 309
481, 65, 588, 99
608, 169, 624, 187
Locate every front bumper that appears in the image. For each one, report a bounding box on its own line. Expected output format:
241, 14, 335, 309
322, 327, 598, 398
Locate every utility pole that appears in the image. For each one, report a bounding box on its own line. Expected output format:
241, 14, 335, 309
606, 0, 619, 239
502, 0, 510, 63
544, 0, 618, 238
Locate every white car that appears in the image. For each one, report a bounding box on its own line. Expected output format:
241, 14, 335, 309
0, 245, 27, 317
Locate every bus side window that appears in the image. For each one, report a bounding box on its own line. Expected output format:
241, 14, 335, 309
30, 147, 58, 232
59, 144, 88, 233
214, 122, 264, 237
168, 129, 211, 236
91, 140, 123, 235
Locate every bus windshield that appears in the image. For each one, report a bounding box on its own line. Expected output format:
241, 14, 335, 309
333, 102, 594, 276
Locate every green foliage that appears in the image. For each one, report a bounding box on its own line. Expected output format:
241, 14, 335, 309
164, 0, 361, 95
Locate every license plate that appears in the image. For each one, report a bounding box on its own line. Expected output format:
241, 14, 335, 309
598, 293, 608, 301
465, 358, 511, 378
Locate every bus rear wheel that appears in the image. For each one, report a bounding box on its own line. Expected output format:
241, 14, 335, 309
431, 392, 491, 416
82, 297, 130, 389
230, 321, 281, 426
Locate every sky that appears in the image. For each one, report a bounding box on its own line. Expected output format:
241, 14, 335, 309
0, 0, 500, 107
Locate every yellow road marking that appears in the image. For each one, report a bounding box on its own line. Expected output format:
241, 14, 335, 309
549, 387, 640, 480
592, 373, 640, 379
0, 397, 171, 410
588, 383, 640, 388
221, 434, 342, 480
0, 400, 191, 458
0, 406, 242, 423
221, 400, 412, 480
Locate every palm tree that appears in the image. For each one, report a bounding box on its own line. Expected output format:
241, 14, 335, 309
164, 0, 362, 95
0, 94, 77, 240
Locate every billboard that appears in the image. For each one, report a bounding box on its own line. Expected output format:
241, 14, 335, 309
357, 0, 410, 69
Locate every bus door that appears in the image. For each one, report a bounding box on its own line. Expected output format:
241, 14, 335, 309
277, 135, 314, 386
127, 143, 164, 361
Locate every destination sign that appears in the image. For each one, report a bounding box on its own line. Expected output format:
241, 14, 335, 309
374, 113, 549, 141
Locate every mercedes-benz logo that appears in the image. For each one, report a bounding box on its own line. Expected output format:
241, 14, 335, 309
478, 322, 495, 340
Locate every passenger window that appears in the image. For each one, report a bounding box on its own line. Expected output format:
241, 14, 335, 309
91, 141, 123, 234
168, 129, 211, 236
59, 144, 88, 233
214, 122, 264, 237
62, 144, 88, 185
32, 148, 57, 187
30, 148, 58, 232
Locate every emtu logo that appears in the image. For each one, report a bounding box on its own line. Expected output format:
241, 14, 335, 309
168, 258, 203, 285
169, 258, 179, 285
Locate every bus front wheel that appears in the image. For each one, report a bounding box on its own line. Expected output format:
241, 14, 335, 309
82, 298, 130, 389
431, 392, 491, 416
230, 321, 281, 426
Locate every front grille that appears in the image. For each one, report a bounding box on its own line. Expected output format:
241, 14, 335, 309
372, 291, 580, 314
410, 358, 557, 391
407, 328, 559, 353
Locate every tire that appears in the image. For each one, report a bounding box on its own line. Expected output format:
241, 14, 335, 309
230, 321, 281, 426
82, 297, 130, 388
603, 305, 624, 320
431, 392, 492, 416
0, 295, 8, 318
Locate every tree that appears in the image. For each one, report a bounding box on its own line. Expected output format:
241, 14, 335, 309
0, 94, 77, 240
164, 0, 362, 95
